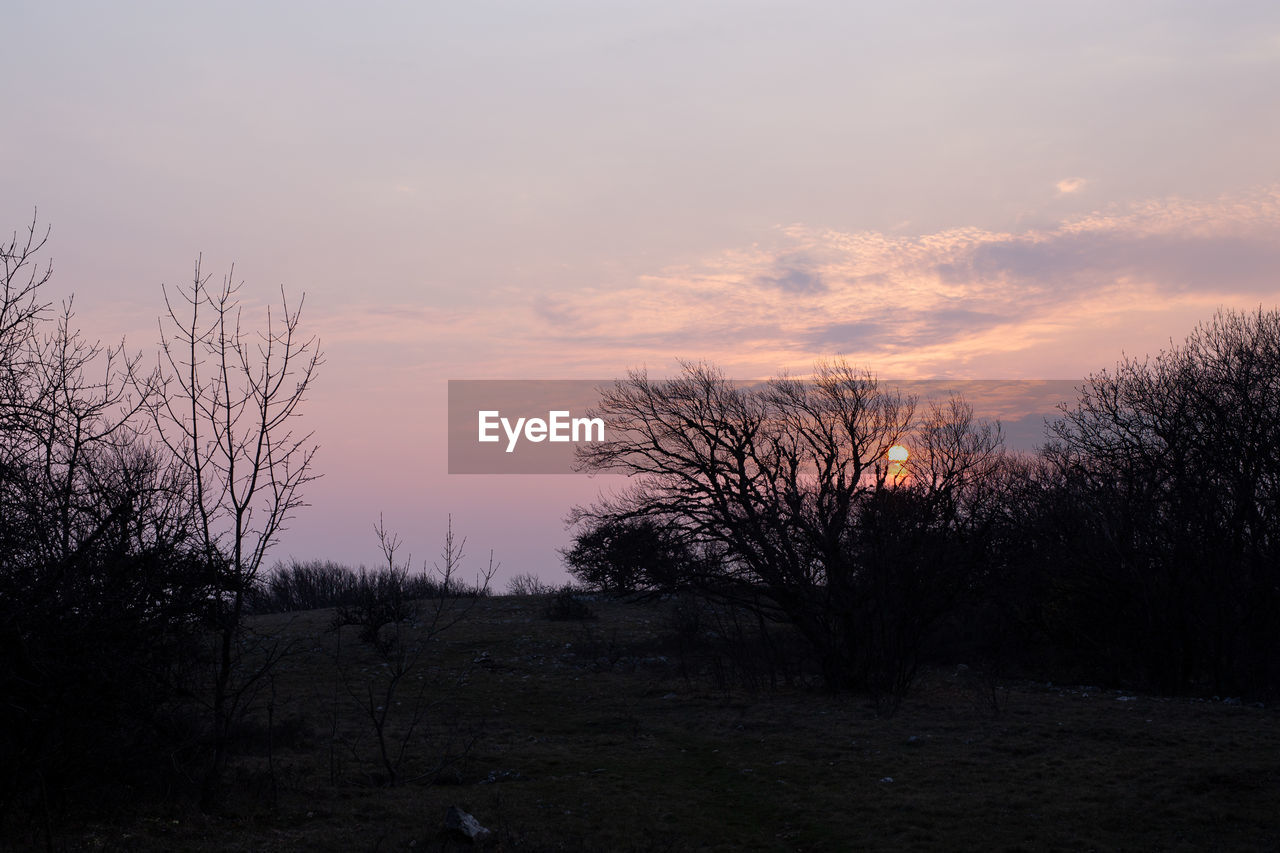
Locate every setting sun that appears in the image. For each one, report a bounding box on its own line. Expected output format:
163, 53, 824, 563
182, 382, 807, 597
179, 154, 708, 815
886, 444, 910, 483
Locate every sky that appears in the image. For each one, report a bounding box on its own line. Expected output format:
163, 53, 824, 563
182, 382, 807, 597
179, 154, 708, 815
3, 1, 1279, 584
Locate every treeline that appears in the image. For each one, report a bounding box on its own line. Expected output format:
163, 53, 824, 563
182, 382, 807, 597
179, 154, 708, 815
565, 309, 1280, 703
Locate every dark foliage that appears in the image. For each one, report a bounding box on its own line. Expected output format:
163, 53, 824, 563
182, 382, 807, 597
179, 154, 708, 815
545, 586, 597, 621
505, 572, 551, 596
1017, 308, 1280, 695
0, 216, 325, 827
251, 559, 489, 616
0, 218, 213, 823
561, 516, 698, 594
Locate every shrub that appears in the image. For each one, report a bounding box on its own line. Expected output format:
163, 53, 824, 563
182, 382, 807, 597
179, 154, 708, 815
506, 572, 551, 596
545, 586, 596, 621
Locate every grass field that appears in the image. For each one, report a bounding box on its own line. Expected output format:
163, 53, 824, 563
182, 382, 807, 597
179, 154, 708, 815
32, 594, 1280, 852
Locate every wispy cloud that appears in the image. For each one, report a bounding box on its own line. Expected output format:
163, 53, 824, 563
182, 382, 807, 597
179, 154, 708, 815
318, 186, 1280, 379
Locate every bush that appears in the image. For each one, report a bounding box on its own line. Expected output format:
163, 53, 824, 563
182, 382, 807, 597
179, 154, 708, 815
250, 559, 490, 616
545, 586, 596, 621
250, 559, 356, 612
505, 572, 551, 596
561, 516, 696, 594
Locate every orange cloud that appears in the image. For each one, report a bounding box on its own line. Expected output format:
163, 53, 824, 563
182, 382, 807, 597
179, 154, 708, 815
316, 186, 1280, 380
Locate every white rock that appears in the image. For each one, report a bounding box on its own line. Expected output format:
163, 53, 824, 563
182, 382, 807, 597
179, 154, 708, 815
443, 806, 491, 843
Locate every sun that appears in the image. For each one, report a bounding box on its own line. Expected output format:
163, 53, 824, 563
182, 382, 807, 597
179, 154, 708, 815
885, 444, 909, 484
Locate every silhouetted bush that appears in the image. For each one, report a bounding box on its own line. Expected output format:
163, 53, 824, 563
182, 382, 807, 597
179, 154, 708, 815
562, 516, 697, 595
545, 586, 596, 621
250, 559, 490, 616
250, 559, 356, 612
505, 572, 551, 596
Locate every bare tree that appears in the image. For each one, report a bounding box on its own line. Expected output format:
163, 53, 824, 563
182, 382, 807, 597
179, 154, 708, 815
0, 215, 53, 489
331, 516, 496, 787
1043, 307, 1280, 693
0, 213, 51, 357
574, 361, 913, 611
1, 216, 213, 828
572, 360, 1002, 695
145, 257, 322, 809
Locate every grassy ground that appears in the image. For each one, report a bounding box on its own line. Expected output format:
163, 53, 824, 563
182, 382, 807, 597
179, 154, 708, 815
22, 595, 1280, 852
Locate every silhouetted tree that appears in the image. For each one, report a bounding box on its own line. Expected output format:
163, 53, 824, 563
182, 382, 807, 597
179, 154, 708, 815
144, 258, 322, 809
0, 216, 210, 826
1041, 308, 1280, 694
834, 398, 1007, 707
571, 361, 1003, 697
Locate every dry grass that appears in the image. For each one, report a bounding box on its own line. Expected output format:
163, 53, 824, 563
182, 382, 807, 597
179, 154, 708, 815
27, 596, 1280, 852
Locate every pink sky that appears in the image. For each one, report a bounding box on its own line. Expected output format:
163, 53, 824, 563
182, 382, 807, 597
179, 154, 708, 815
3, 2, 1279, 583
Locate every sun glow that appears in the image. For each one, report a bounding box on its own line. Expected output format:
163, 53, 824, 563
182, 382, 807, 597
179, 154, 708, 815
886, 444, 909, 484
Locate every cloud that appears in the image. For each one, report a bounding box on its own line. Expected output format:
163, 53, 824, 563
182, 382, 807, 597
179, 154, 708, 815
1056, 177, 1087, 195
754, 252, 826, 294
804, 308, 1007, 352
317, 186, 1280, 379
312, 304, 464, 344
546, 187, 1280, 375
532, 294, 586, 329
955, 230, 1280, 295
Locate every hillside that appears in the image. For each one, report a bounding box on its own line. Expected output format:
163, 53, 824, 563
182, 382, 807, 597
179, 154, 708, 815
28, 594, 1280, 852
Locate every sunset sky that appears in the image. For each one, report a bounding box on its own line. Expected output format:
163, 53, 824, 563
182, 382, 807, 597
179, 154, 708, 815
4, 2, 1279, 581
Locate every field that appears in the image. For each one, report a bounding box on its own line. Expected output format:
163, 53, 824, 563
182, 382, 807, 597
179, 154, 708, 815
34, 595, 1280, 852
